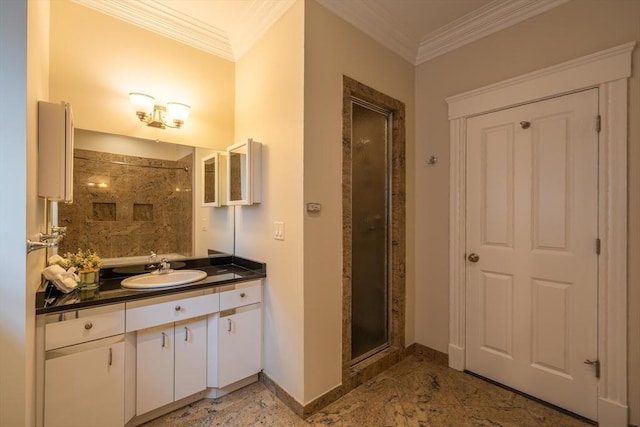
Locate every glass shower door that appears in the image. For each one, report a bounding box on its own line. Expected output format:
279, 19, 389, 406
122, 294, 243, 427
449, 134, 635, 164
350, 100, 391, 364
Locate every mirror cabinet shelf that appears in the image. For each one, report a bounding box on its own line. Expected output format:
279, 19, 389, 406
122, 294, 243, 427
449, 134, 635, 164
202, 152, 227, 207
227, 139, 262, 206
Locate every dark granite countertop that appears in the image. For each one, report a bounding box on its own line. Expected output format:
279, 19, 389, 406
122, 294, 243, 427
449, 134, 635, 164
36, 255, 266, 315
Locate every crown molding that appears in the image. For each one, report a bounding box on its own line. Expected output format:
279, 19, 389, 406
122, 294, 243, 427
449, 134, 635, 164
74, 0, 569, 65
73, 0, 295, 62
315, 0, 418, 64
74, 0, 234, 60
416, 0, 570, 65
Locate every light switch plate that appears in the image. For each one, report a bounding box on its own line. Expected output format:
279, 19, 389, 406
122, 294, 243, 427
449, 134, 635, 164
274, 221, 284, 240
306, 203, 322, 213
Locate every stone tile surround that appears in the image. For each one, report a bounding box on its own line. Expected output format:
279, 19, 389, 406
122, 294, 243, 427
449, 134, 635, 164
341, 75, 407, 400
58, 149, 193, 259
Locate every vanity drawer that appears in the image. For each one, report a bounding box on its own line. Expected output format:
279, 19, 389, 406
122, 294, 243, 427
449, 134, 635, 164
45, 304, 125, 351
126, 291, 219, 332
219, 281, 262, 311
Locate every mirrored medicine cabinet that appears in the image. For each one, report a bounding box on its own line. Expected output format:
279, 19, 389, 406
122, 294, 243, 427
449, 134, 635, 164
202, 152, 227, 207
227, 139, 261, 206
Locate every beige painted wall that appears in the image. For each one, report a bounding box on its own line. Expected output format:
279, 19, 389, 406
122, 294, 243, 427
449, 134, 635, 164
234, 0, 306, 402
0, 0, 49, 425
413, 0, 640, 423
302, 0, 416, 404
49, 1, 234, 149
26, 2, 51, 423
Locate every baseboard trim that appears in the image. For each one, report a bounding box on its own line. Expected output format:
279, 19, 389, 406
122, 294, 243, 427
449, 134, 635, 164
259, 372, 305, 417
448, 343, 464, 371
598, 397, 629, 427
261, 343, 444, 418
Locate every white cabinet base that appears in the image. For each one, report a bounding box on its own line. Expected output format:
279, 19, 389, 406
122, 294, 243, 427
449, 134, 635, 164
44, 336, 125, 427
136, 324, 175, 416
218, 304, 262, 388
204, 374, 260, 399
136, 317, 208, 417
125, 391, 207, 427
175, 318, 208, 401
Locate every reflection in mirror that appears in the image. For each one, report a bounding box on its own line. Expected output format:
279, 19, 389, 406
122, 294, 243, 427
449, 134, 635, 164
56, 130, 234, 266
57, 129, 192, 263
228, 144, 247, 202
202, 152, 226, 207
227, 139, 261, 205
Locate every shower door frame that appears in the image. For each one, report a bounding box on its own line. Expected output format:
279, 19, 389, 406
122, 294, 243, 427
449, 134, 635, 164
342, 76, 406, 383
349, 98, 393, 366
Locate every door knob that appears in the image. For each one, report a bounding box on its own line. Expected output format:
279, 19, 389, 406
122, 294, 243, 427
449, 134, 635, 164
467, 253, 480, 263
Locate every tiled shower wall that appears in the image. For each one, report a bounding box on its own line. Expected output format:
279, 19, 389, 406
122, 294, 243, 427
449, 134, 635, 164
58, 149, 193, 260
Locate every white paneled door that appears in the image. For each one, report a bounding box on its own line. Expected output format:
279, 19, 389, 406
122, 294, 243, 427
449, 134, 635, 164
465, 89, 599, 420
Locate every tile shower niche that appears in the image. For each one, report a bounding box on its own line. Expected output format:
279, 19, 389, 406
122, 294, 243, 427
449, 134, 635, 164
92, 203, 116, 221
133, 204, 154, 222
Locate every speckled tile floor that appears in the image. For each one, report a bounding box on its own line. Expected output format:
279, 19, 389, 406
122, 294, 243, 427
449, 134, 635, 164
143, 352, 593, 426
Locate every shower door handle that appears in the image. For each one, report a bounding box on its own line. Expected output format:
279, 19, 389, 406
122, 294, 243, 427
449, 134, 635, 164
467, 253, 480, 263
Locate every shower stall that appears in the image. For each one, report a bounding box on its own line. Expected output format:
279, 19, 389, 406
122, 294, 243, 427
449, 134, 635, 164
350, 100, 392, 364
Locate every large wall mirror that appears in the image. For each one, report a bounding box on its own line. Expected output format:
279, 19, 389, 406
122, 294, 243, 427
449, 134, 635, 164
56, 129, 235, 265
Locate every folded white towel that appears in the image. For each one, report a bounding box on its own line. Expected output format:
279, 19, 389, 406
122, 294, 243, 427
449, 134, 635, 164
48, 254, 68, 267
43, 265, 79, 293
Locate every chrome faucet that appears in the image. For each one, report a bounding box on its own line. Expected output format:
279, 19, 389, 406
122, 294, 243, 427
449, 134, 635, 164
39, 226, 67, 243
27, 240, 58, 254
157, 258, 171, 274
27, 226, 67, 254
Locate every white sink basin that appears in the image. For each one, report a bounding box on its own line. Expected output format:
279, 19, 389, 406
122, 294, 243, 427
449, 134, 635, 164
121, 269, 208, 289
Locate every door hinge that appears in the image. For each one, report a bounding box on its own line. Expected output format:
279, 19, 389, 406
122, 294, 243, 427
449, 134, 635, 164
584, 359, 600, 379
596, 115, 601, 133
596, 238, 601, 255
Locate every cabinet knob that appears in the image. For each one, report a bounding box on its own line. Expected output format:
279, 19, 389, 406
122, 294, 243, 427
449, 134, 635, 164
240, 292, 246, 298
175, 305, 182, 312
84, 322, 93, 330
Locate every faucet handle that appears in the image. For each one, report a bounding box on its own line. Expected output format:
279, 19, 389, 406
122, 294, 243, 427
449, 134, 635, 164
39, 232, 60, 243
51, 226, 67, 236
40, 226, 67, 243
157, 258, 171, 274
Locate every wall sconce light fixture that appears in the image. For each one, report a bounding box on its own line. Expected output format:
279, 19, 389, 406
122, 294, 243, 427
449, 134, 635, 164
129, 92, 191, 129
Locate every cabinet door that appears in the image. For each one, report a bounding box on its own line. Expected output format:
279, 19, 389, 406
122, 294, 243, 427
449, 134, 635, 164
44, 337, 124, 427
218, 304, 262, 388
136, 324, 174, 416
206, 313, 219, 387
174, 317, 207, 401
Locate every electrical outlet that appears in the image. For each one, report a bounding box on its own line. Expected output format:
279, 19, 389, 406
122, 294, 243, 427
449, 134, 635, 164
274, 221, 284, 240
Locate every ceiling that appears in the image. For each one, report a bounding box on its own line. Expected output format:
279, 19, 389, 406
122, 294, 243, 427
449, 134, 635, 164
74, 0, 569, 64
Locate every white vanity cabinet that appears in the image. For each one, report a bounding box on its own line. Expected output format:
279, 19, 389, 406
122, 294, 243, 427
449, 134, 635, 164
37, 279, 264, 427
174, 318, 208, 400
135, 317, 207, 415
128, 291, 216, 416
209, 280, 262, 389
41, 305, 125, 427
45, 337, 125, 427
218, 304, 262, 387
135, 323, 173, 415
